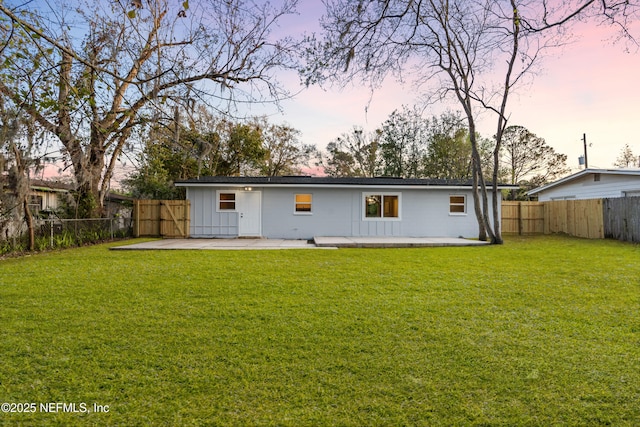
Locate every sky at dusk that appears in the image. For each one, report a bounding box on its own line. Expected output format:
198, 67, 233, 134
37, 0, 640, 183
247, 1, 640, 174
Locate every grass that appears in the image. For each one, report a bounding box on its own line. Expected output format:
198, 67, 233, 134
0, 235, 638, 426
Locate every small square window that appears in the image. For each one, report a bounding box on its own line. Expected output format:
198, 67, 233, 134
295, 194, 312, 213
218, 192, 236, 211
449, 195, 466, 214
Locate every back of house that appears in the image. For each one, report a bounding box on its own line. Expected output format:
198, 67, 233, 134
175, 176, 509, 240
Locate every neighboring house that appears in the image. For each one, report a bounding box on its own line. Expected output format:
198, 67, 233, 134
175, 176, 513, 239
29, 179, 132, 218
528, 168, 640, 201
29, 179, 74, 215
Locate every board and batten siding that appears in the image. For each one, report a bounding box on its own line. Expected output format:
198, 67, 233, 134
185, 186, 492, 239
536, 173, 640, 201
187, 187, 238, 237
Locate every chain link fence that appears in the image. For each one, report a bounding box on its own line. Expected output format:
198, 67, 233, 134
1, 217, 133, 254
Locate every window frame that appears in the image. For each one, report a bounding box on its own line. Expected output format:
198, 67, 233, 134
449, 194, 467, 215
294, 193, 313, 215
216, 190, 238, 212
362, 192, 401, 221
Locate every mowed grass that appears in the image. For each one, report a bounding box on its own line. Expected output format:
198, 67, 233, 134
0, 236, 638, 426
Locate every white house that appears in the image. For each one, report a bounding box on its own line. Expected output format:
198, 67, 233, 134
528, 169, 640, 201
175, 176, 512, 239
29, 179, 74, 215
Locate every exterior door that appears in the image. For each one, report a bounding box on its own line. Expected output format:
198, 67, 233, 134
238, 191, 262, 236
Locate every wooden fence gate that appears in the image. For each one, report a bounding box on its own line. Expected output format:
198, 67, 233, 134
501, 199, 604, 239
133, 200, 190, 238
501, 201, 545, 234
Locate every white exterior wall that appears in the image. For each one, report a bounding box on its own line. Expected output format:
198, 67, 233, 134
31, 189, 64, 211
185, 185, 496, 239
536, 174, 640, 201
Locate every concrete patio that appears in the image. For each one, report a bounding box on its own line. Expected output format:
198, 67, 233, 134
313, 236, 489, 248
111, 236, 488, 250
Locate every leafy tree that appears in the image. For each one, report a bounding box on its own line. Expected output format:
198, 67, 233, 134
321, 127, 380, 177
257, 118, 316, 176
378, 106, 428, 178
0, 0, 299, 216
501, 125, 571, 200
613, 144, 640, 168
221, 121, 265, 176
321, 142, 358, 178
125, 111, 313, 198
422, 112, 474, 180
123, 140, 188, 200
126, 118, 263, 198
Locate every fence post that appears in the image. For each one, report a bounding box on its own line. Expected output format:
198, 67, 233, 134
134, 200, 140, 238
518, 202, 523, 235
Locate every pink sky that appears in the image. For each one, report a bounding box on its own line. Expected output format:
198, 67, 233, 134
39, 1, 640, 185
251, 1, 640, 174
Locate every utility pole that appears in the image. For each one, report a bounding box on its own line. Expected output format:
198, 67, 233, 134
582, 133, 588, 169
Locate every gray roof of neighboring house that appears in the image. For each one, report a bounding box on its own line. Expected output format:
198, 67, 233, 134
528, 168, 640, 195
30, 179, 75, 192
175, 176, 517, 189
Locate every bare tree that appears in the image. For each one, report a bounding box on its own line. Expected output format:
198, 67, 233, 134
304, 0, 639, 243
501, 125, 570, 199
0, 0, 300, 217
613, 144, 640, 168
0, 18, 49, 250
0, 106, 41, 250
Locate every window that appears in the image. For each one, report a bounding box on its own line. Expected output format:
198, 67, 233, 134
449, 195, 466, 214
364, 194, 399, 219
28, 195, 43, 216
218, 192, 236, 211
295, 194, 312, 213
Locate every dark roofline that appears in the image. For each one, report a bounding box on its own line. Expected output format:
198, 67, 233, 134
175, 175, 516, 189
30, 179, 75, 192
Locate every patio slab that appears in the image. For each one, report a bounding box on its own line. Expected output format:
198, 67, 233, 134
111, 236, 487, 250
313, 236, 489, 248
111, 238, 324, 250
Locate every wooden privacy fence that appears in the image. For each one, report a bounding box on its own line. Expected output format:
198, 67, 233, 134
501, 201, 545, 235
544, 199, 604, 239
603, 197, 640, 243
502, 199, 604, 239
133, 200, 190, 238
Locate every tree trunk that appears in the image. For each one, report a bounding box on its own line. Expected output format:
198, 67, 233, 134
22, 193, 35, 251
471, 159, 487, 241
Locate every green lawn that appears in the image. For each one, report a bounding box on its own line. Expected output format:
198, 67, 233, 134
0, 236, 638, 426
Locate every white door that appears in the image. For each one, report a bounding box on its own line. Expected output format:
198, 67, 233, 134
238, 191, 262, 236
